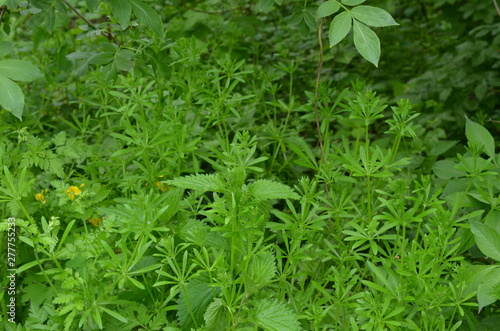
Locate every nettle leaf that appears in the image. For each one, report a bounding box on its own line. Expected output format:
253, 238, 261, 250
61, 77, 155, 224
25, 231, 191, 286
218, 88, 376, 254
248, 179, 300, 200
204, 298, 227, 331
253, 299, 301, 331
329, 11, 352, 47
110, 0, 132, 28
476, 267, 500, 311
342, 0, 365, 5
317, 1, 340, 18
129, 0, 163, 39
177, 275, 216, 330
465, 115, 496, 160
353, 20, 380, 67
168, 174, 226, 193
243, 251, 277, 292
257, 0, 274, 12
351, 5, 398, 27
0, 60, 44, 82
470, 221, 500, 262
0, 75, 24, 120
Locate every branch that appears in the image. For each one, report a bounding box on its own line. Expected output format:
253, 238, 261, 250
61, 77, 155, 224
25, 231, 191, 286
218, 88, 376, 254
0, 5, 7, 24
314, 18, 325, 165
61, 0, 120, 45
494, 0, 500, 18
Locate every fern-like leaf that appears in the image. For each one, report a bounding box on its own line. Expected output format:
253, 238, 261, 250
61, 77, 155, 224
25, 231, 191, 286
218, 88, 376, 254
253, 299, 301, 331
248, 179, 300, 200
168, 174, 225, 193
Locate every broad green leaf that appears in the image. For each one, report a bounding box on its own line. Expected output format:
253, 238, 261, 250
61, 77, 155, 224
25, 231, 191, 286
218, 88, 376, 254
0, 41, 14, 59
114, 49, 134, 71
303, 8, 317, 30
243, 251, 277, 292
353, 20, 380, 67
88, 52, 114, 65
351, 6, 398, 27
465, 115, 496, 160
432, 160, 467, 179
476, 267, 500, 311
46, 6, 55, 34
129, 0, 163, 39
168, 174, 225, 192
86, 0, 100, 10
0, 75, 24, 120
257, 0, 274, 11
342, 0, 365, 5
177, 275, 215, 330
110, 0, 132, 28
253, 299, 301, 331
248, 179, 300, 200
428, 140, 459, 156
317, 1, 340, 18
470, 221, 500, 262
329, 11, 352, 47
0, 60, 44, 82
204, 298, 227, 331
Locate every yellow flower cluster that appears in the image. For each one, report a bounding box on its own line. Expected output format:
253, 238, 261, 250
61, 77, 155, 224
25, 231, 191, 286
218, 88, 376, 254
66, 185, 82, 200
154, 175, 172, 192
87, 217, 102, 227
35, 189, 49, 204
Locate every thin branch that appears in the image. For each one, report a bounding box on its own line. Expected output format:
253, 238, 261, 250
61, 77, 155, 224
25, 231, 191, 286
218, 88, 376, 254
0, 5, 7, 24
314, 18, 326, 165
494, 0, 500, 18
61, 0, 120, 45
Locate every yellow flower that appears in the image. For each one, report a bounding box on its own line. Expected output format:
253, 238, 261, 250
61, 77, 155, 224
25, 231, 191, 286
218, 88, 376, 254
35, 191, 46, 204
66, 186, 82, 200
87, 217, 102, 227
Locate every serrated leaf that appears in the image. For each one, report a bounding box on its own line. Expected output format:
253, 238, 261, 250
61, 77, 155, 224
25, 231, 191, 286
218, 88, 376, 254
244, 251, 276, 292
0, 60, 44, 82
432, 160, 467, 179
257, 0, 274, 11
248, 179, 300, 200
86, 0, 100, 10
470, 221, 500, 262
351, 5, 398, 27
329, 11, 352, 47
0, 75, 24, 120
110, 0, 132, 28
129, 0, 163, 39
476, 267, 500, 311
342, 0, 365, 5
204, 298, 227, 331
168, 174, 225, 192
253, 299, 300, 331
465, 115, 496, 160
317, 1, 340, 18
353, 20, 380, 67
177, 275, 216, 330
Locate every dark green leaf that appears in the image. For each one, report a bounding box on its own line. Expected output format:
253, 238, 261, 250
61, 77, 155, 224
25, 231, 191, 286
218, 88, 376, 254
465, 115, 496, 160
351, 5, 398, 27
257, 0, 274, 11
177, 275, 215, 330
114, 49, 134, 71
432, 160, 467, 179
253, 299, 301, 331
86, 0, 100, 10
342, 0, 365, 5
129, 0, 163, 39
88, 52, 114, 65
470, 221, 500, 262
353, 20, 380, 67
329, 11, 352, 47
110, 0, 131, 28
0, 75, 24, 120
45, 6, 55, 34
0, 41, 14, 59
0, 60, 44, 82
317, 1, 340, 18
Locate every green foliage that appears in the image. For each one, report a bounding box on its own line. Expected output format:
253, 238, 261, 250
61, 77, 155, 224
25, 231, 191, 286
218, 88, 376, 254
0, 0, 499, 330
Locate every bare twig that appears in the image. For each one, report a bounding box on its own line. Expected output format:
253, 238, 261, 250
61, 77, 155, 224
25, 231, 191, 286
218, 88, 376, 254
494, 0, 500, 18
315, 18, 326, 165
61, 0, 120, 45
0, 5, 8, 24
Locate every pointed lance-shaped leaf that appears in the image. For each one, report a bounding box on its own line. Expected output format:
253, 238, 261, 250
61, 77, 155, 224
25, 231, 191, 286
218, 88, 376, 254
329, 11, 352, 48
351, 5, 398, 27
353, 20, 380, 67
